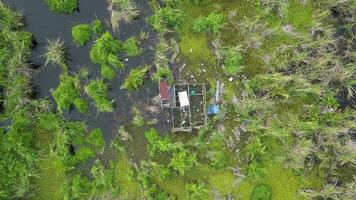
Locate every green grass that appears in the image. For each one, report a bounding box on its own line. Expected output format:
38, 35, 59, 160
286, 0, 315, 34
33, 156, 66, 200
113, 155, 142, 199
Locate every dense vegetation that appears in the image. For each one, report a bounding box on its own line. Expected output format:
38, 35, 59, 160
0, 0, 355, 200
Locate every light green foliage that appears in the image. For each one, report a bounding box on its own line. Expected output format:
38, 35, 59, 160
121, 65, 150, 91
45, 0, 78, 14
101, 64, 116, 80
90, 32, 123, 79
243, 136, 266, 162
222, 46, 244, 75
43, 38, 68, 72
87, 128, 105, 152
149, 8, 185, 33
131, 106, 145, 127
250, 184, 273, 200
169, 149, 197, 175
206, 150, 227, 168
123, 37, 142, 57
72, 24, 93, 46
33, 156, 67, 200
91, 19, 105, 35
73, 98, 89, 113
193, 13, 224, 35
69, 175, 91, 200
110, 0, 139, 30
185, 181, 209, 200
52, 75, 87, 113
144, 128, 175, 156
84, 80, 113, 112
152, 67, 173, 84
73, 146, 95, 165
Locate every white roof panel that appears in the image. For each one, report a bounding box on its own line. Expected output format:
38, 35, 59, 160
178, 91, 189, 107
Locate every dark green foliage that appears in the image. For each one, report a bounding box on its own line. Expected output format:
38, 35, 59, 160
90, 32, 123, 79
250, 184, 272, 200
72, 24, 93, 46
121, 66, 150, 91
149, 8, 185, 33
45, 0, 78, 14
123, 37, 142, 57
193, 13, 224, 35
84, 80, 113, 112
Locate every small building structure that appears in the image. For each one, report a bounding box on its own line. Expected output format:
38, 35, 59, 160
159, 81, 207, 132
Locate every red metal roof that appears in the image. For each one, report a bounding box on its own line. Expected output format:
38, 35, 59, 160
159, 80, 169, 100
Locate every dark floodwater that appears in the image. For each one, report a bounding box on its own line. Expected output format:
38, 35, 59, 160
5, 0, 170, 143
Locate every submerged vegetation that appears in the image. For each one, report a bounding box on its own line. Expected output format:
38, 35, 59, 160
1, 0, 356, 200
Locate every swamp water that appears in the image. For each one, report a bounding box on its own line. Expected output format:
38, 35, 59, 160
5, 0, 171, 158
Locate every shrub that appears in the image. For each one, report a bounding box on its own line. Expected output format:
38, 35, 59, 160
144, 128, 175, 156
169, 149, 197, 175
73, 98, 89, 113
250, 184, 273, 200
87, 128, 105, 152
72, 146, 94, 165
45, 0, 78, 14
131, 106, 145, 127
206, 150, 227, 168
72, 24, 93, 46
185, 181, 208, 200
149, 8, 185, 33
52, 75, 87, 113
101, 64, 116, 80
121, 66, 150, 91
90, 32, 122, 66
110, 0, 139, 30
223, 47, 244, 75
193, 13, 225, 35
43, 38, 67, 71
90, 32, 123, 79
123, 37, 142, 57
152, 67, 173, 84
91, 19, 105, 35
84, 80, 113, 112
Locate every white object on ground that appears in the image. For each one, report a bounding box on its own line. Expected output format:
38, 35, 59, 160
178, 91, 190, 107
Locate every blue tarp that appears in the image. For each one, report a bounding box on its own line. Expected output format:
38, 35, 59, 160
207, 104, 219, 115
